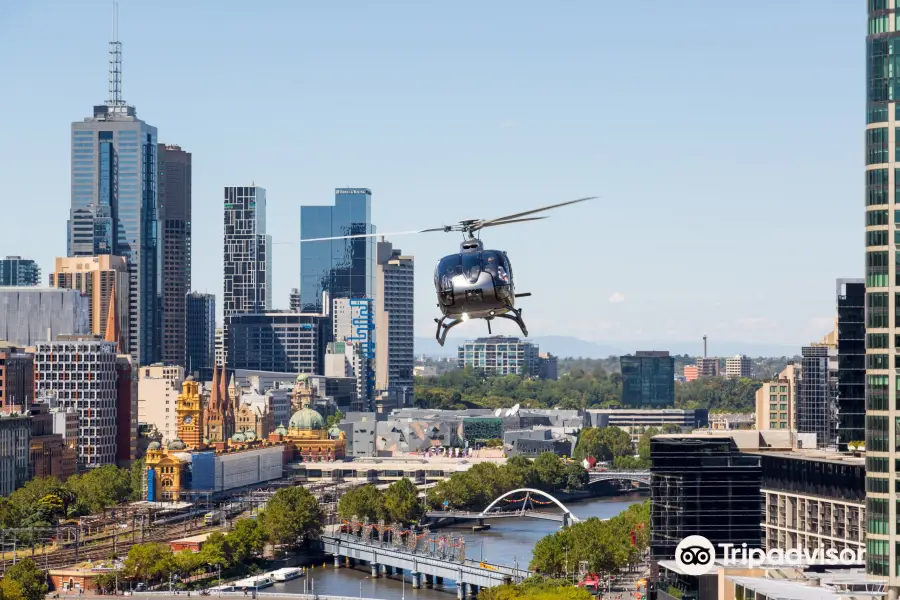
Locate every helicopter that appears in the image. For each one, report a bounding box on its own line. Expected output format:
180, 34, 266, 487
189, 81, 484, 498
300, 197, 595, 346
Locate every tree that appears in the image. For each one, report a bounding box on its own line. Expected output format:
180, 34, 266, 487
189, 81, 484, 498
199, 532, 231, 571
382, 478, 423, 524
1, 558, 48, 600
479, 578, 594, 600
227, 518, 266, 562
130, 458, 146, 500
261, 486, 324, 549
564, 462, 588, 491
532, 453, 566, 491
123, 543, 173, 583
637, 427, 658, 462
326, 411, 345, 429
338, 485, 385, 522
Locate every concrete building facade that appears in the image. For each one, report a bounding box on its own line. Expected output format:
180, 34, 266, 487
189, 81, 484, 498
725, 354, 752, 379
755, 365, 797, 431
137, 364, 185, 444
33, 339, 118, 468
0, 287, 90, 346
49, 255, 130, 351
374, 241, 414, 400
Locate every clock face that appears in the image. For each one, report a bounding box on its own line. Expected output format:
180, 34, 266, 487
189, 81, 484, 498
184, 415, 193, 425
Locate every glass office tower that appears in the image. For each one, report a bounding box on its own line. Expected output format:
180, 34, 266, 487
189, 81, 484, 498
67, 40, 158, 366
300, 188, 375, 313
620, 351, 675, 407
866, 2, 900, 590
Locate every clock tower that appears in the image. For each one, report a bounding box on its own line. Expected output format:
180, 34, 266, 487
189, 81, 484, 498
176, 376, 205, 450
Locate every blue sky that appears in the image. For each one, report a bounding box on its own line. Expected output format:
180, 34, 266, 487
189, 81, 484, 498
0, 1, 862, 349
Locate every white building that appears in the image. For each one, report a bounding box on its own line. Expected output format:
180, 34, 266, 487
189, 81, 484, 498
33, 339, 118, 468
725, 354, 752, 379
331, 297, 374, 407
137, 364, 185, 443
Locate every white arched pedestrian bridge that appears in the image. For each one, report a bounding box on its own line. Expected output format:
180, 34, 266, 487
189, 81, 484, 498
588, 470, 650, 486
425, 488, 580, 527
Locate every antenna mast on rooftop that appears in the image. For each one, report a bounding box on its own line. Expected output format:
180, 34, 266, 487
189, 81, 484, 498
107, 1, 125, 107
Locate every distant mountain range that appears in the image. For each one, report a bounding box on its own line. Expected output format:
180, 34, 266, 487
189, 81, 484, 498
415, 336, 801, 359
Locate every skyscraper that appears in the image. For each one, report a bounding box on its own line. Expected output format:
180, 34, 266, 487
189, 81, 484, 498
797, 345, 837, 448
299, 188, 375, 313
866, 2, 900, 585
185, 292, 215, 380
374, 241, 414, 400
67, 34, 158, 366
0, 257, 40, 286
223, 186, 271, 316
620, 351, 675, 407
837, 278, 865, 450
158, 145, 192, 366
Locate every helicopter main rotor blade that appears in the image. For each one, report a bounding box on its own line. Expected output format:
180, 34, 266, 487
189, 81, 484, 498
475, 196, 596, 230
478, 216, 547, 229
298, 227, 447, 243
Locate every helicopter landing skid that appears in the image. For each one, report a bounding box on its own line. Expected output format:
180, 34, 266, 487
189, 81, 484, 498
494, 306, 529, 338
434, 316, 463, 347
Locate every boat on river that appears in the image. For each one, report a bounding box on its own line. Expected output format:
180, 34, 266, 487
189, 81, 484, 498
271, 567, 303, 582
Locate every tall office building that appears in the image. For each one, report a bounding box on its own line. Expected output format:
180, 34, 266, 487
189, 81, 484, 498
798, 344, 838, 449
837, 279, 865, 449
374, 241, 414, 400
185, 293, 215, 380
332, 297, 375, 406
620, 351, 675, 407
299, 188, 375, 313
223, 186, 271, 316
158, 145, 192, 366
67, 34, 158, 366
724, 354, 752, 379
49, 255, 130, 352
0, 256, 40, 286
866, 3, 899, 584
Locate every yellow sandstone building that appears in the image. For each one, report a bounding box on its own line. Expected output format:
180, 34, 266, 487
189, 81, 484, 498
144, 373, 345, 502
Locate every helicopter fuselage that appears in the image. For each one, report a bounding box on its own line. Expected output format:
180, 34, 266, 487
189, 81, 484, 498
433, 241, 516, 320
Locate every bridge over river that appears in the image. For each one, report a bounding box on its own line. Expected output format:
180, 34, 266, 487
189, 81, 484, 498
425, 487, 582, 527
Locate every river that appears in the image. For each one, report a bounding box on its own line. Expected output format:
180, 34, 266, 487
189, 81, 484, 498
277, 493, 644, 599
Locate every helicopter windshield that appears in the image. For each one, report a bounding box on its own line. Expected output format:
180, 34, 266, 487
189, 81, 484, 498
461, 253, 482, 283
436, 255, 461, 291
482, 251, 510, 285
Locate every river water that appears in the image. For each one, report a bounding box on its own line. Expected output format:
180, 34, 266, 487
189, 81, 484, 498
278, 493, 644, 599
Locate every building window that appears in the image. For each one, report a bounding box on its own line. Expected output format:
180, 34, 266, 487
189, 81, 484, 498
869, 103, 890, 124
867, 251, 890, 287
868, 497, 889, 535
869, 169, 890, 205
869, 229, 890, 246
869, 209, 890, 225
868, 291, 889, 327
867, 415, 889, 452
868, 128, 889, 165
870, 333, 890, 348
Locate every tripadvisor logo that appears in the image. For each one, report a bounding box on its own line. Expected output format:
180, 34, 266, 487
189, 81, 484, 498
675, 536, 866, 574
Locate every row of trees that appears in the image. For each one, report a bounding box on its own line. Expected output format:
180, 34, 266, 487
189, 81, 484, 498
414, 367, 763, 412
529, 500, 650, 578
0, 462, 144, 529
338, 479, 423, 525
426, 454, 587, 511
103, 487, 323, 590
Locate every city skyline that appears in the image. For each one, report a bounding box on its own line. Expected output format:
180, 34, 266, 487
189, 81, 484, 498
0, 2, 861, 347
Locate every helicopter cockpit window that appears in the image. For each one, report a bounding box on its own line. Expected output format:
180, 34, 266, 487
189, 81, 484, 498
483, 251, 510, 285
461, 253, 482, 283
436, 255, 460, 290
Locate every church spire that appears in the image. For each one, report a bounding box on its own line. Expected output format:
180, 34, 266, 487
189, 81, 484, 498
103, 285, 121, 353
210, 364, 221, 410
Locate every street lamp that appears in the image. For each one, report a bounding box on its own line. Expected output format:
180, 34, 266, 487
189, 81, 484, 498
359, 575, 370, 598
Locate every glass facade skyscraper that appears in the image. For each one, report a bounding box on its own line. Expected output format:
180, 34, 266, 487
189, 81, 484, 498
866, 2, 900, 587
300, 188, 375, 313
620, 351, 675, 407
837, 278, 865, 450
186, 292, 215, 380
67, 40, 158, 366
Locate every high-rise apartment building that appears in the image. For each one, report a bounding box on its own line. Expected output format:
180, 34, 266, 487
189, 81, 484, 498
837, 279, 865, 449
458, 336, 541, 376
620, 351, 675, 407
158, 145, 192, 366
299, 188, 375, 313
215, 327, 225, 368
0, 256, 40, 286
0, 343, 34, 412
695, 357, 720, 377
50, 255, 130, 351
374, 241, 414, 399
725, 354, 752, 379
186, 293, 215, 380
755, 365, 797, 431
865, 3, 899, 584
33, 338, 118, 468
332, 297, 375, 406
0, 413, 31, 496
223, 186, 271, 316
67, 37, 158, 366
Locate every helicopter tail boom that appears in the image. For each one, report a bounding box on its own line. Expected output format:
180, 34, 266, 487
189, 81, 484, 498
515, 292, 532, 298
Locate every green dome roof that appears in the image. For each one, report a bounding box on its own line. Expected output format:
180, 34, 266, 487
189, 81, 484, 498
167, 439, 186, 451
147, 441, 162, 451
274, 423, 288, 436
289, 407, 324, 430
328, 426, 342, 438
231, 432, 246, 443
244, 430, 257, 441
